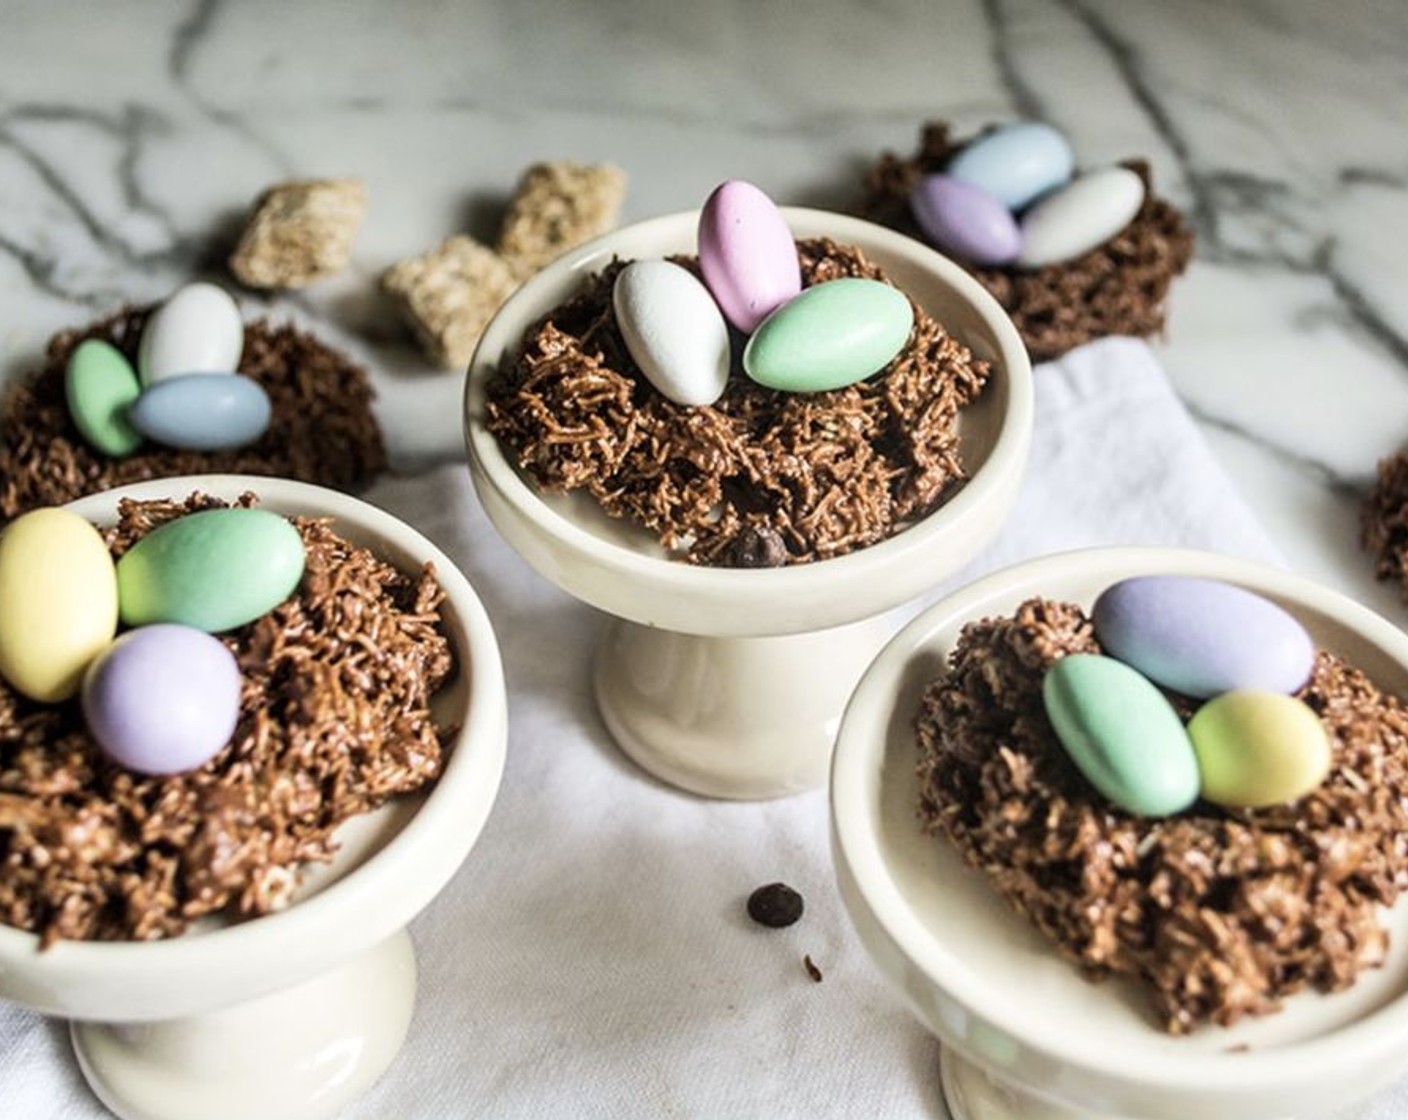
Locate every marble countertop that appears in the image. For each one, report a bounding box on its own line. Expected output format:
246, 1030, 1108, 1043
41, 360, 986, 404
4, 0, 1406, 619
2, 0, 1407, 1114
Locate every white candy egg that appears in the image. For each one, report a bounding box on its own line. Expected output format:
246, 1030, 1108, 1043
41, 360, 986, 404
1016, 167, 1146, 270
612, 260, 730, 407
137, 282, 245, 385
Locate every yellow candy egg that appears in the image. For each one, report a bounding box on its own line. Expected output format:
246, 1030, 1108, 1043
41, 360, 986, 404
0, 508, 118, 702
1188, 690, 1331, 809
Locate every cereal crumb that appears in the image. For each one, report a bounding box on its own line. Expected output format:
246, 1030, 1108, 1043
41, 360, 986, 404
497, 161, 628, 274
229, 178, 367, 289
380, 235, 520, 369
747, 882, 805, 928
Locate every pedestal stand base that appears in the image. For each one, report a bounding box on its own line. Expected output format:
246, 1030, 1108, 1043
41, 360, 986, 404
72, 930, 417, 1120
940, 1048, 1307, 1120
594, 612, 896, 799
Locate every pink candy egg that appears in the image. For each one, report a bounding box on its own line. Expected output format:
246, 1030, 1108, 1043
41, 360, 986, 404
697, 180, 801, 334
910, 174, 1021, 267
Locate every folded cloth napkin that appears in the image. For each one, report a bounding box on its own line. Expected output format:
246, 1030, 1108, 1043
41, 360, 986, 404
1, 338, 1386, 1118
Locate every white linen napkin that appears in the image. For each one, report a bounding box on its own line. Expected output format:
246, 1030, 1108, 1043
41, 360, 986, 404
3, 337, 1389, 1119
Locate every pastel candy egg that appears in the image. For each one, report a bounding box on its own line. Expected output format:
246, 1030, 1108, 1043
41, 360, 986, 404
1188, 691, 1331, 809
116, 508, 305, 633
82, 624, 242, 776
743, 278, 913, 393
613, 260, 730, 407
909, 175, 1021, 267
697, 179, 802, 333
137, 282, 244, 385
1015, 167, 1145, 270
0, 508, 118, 702
128, 373, 272, 451
1093, 576, 1314, 699
947, 122, 1075, 211
64, 339, 143, 457
1042, 653, 1199, 816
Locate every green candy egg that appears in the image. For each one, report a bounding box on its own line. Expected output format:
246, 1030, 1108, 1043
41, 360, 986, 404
116, 508, 305, 633
65, 339, 144, 457
1042, 653, 1200, 817
1188, 690, 1331, 809
742, 277, 914, 393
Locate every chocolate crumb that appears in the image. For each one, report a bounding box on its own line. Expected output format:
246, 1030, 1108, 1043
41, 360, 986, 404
856, 121, 1194, 362
727, 526, 789, 569
747, 882, 805, 928
804, 954, 824, 983
0, 307, 387, 524
0, 492, 453, 947
915, 596, 1408, 1034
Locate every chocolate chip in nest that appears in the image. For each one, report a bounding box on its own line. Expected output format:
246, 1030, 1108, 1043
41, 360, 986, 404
727, 526, 789, 569
747, 881, 804, 928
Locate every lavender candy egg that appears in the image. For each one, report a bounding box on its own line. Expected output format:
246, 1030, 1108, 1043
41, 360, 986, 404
909, 175, 1021, 267
82, 624, 242, 776
1092, 575, 1316, 700
697, 179, 801, 334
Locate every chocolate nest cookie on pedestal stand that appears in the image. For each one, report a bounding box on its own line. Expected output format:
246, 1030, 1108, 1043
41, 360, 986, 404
917, 596, 1408, 1036
0, 306, 387, 523
858, 122, 1194, 362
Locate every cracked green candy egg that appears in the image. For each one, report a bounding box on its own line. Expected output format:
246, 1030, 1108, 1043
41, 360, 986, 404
116, 507, 305, 633
742, 277, 913, 393
1042, 653, 1199, 816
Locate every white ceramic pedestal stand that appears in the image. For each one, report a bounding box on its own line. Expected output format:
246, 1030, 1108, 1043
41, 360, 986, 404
832, 548, 1408, 1120
0, 478, 508, 1120
73, 932, 417, 1120
465, 207, 1033, 799
939, 1050, 1125, 1120
594, 613, 899, 798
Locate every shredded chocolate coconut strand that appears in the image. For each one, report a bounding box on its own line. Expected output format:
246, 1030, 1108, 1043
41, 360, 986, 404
1361, 450, 1408, 600
0, 307, 387, 523
916, 597, 1408, 1034
859, 122, 1194, 362
0, 493, 453, 947
485, 237, 990, 566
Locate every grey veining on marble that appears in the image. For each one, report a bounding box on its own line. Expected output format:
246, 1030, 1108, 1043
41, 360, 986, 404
3, 3, 1408, 1117
1, 3, 1405, 580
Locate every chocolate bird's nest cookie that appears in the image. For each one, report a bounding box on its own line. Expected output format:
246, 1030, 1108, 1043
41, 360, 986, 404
0, 492, 453, 947
485, 237, 991, 567
0, 306, 387, 523
916, 596, 1408, 1033
859, 122, 1194, 362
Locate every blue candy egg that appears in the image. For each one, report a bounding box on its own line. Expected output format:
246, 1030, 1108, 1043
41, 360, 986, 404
947, 122, 1075, 211
128, 373, 271, 451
